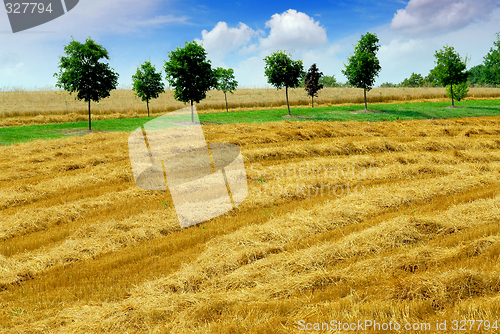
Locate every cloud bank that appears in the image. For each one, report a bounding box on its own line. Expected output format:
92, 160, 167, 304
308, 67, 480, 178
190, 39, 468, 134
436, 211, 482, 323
391, 0, 500, 36
195, 9, 330, 87
198, 9, 327, 59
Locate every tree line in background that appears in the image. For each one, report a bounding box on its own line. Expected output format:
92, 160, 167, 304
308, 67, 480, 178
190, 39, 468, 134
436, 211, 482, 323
53, 31, 500, 128
382, 32, 500, 100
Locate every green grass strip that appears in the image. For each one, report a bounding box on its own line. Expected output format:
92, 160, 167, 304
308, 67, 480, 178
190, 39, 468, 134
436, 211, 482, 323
0, 99, 499, 146
200, 99, 500, 124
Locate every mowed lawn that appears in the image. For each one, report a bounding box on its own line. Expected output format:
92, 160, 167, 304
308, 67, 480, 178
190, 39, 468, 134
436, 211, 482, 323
0, 99, 499, 145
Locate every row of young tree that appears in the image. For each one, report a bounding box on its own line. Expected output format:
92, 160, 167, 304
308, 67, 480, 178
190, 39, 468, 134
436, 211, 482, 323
284, 32, 500, 111
263, 32, 382, 114
54, 39, 238, 129
264, 30, 493, 112
388, 33, 500, 91
53, 31, 499, 129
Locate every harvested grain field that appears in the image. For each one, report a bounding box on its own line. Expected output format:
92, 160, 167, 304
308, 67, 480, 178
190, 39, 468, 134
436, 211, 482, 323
1, 87, 500, 122
1, 117, 500, 333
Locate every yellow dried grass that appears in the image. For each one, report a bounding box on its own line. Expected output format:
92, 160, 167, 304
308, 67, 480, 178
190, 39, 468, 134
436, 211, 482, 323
2, 116, 500, 332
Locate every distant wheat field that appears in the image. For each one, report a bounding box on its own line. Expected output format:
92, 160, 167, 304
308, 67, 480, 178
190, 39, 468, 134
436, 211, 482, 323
1, 117, 500, 333
1, 87, 500, 126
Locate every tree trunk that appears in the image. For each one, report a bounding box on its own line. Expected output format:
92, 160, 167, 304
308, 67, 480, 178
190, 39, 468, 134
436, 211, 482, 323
286, 86, 291, 116
147, 100, 150, 117
225, 92, 228, 112
364, 88, 368, 111
88, 100, 91, 131
451, 84, 455, 107
191, 100, 194, 123
312, 96, 314, 108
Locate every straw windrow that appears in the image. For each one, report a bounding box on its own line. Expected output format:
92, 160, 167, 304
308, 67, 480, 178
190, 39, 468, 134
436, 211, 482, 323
2, 117, 500, 333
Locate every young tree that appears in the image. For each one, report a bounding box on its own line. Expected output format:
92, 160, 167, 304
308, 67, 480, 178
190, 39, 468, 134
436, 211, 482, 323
54, 37, 119, 130
215, 67, 238, 112
132, 61, 165, 117
431, 45, 469, 107
264, 50, 304, 116
304, 63, 324, 108
483, 32, 500, 86
164, 41, 217, 122
446, 81, 468, 101
342, 32, 381, 111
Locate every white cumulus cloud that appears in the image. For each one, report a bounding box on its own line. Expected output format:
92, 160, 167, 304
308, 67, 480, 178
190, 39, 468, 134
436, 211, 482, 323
391, 0, 500, 37
196, 9, 328, 69
259, 9, 328, 53
196, 22, 261, 60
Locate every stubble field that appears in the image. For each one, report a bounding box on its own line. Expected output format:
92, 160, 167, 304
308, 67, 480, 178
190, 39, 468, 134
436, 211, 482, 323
1, 115, 500, 333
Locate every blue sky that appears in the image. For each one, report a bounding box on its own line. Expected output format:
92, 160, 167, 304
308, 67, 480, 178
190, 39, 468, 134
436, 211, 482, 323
1, 0, 500, 90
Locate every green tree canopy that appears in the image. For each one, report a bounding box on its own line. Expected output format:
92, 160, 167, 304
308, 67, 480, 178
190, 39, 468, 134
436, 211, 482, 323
319, 75, 338, 87
54, 37, 119, 130
304, 63, 324, 108
132, 61, 165, 117
424, 70, 440, 87
431, 45, 469, 107
483, 32, 500, 86
379, 82, 396, 88
468, 64, 488, 86
400, 73, 425, 87
215, 67, 238, 112
164, 41, 217, 122
264, 50, 304, 116
342, 32, 381, 111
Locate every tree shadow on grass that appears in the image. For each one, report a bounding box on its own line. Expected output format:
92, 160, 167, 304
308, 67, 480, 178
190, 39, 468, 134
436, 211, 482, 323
321, 108, 449, 121
462, 106, 500, 111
